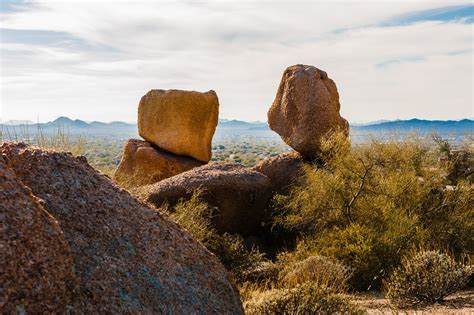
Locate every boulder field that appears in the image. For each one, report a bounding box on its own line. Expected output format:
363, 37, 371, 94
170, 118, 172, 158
0, 143, 243, 314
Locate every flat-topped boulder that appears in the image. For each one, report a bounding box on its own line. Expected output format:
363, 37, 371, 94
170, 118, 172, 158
268, 64, 349, 158
0, 156, 78, 314
1, 143, 243, 314
114, 139, 204, 188
138, 89, 219, 162
144, 163, 272, 236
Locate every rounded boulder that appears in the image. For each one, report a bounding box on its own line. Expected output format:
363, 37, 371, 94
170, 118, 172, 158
114, 139, 204, 188
145, 163, 273, 236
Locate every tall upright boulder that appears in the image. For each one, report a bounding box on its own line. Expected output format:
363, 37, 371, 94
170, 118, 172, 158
1, 143, 243, 314
114, 139, 204, 188
268, 64, 348, 158
138, 89, 219, 162
0, 156, 78, 314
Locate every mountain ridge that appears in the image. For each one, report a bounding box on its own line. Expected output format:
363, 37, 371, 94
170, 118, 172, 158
1, 117, 472, 136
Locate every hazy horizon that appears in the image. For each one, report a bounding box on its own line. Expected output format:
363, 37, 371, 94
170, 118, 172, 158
1, 1, 473, 123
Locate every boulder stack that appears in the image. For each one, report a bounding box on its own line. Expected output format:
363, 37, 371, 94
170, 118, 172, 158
267, 64, 348, 159
114, 89, 219, 188
1, 143, 243, 314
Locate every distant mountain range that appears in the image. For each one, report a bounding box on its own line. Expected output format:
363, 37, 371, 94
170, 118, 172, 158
1, 116, 472, 139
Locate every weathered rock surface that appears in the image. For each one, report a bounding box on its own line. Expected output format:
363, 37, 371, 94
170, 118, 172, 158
114, 139, 204, 188
145, 163, 272, 236
1, 143, 243, 314
138, 89, 219, 162
268, 64, 349, 158
0, 156, 77, 314
253, 152, 306, 195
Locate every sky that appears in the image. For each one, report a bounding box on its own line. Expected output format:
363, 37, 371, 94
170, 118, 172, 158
0, 0, 473, 123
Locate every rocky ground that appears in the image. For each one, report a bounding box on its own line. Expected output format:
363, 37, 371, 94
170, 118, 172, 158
352, 289, 474, 314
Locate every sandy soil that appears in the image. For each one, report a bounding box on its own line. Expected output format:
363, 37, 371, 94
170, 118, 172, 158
352, 289, 474, 314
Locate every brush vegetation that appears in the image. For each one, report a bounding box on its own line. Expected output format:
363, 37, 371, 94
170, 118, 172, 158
384, 249, 473, 307
3, 125, 472, 312
164, 132, 472, 312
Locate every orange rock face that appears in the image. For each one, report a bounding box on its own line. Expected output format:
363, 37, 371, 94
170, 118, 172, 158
138, 89, 219, 162
114, 139, 204, 188
268, 64, 349, 158
0, 156, 77, 314
1, 143, 243, 314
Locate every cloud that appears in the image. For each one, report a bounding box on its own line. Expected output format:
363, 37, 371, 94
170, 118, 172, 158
1, 0, 472, 122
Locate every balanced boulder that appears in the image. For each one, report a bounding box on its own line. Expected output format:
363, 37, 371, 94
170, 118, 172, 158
138, 89, 219, 162
0, 156, 78, 314
114, 139, 204, 188
253, 152, 306, 195
1, 143, 243, 314
145, 163, 272, 236
268, 64, 349, 158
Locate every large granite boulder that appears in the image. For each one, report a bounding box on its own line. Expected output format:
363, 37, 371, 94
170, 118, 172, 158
0, 156, 78, 314
253, 152, 306, 195
1, 143, 243, 314
145, 163, 272, 236
138, 89, 219, 162
268, 64, 349, 158
114, 139, 204, 188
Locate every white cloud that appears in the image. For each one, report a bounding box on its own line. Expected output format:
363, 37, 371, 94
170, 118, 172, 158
1, 0, 472, 122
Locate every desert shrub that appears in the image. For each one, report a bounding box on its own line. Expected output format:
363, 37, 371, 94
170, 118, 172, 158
434, 135, 473, 184
244, 283, 365, 315
272, 132, 474, 290
384, 250, 473, 307
278, 254, 351, 293
239, 261, 281, 286
164, 190, 267, 283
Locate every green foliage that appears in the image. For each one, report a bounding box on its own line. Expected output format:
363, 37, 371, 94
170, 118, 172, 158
384, 250, 473, 307
244, 283, 365, 315
164, 190, 267, 283
272, 132, 474, 290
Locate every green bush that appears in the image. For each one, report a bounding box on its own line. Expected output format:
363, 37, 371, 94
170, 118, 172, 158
272, 132, 474, 290
164, 190, 267, 283
278, 255, 351, 293
244, 283, 365, 315
384, 250, 473, 307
